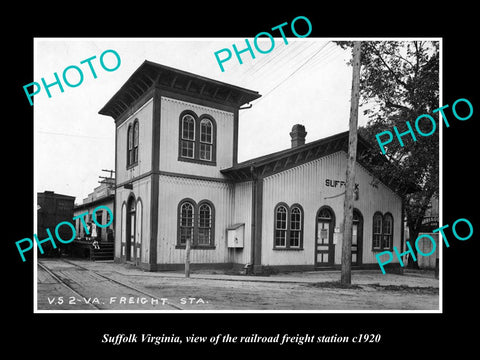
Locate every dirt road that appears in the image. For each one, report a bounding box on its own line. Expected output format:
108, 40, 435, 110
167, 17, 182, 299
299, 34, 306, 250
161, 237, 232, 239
37, 258, 439, 311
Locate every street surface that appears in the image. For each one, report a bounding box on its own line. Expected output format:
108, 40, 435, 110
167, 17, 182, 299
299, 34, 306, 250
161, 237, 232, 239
37, 258, 439, 311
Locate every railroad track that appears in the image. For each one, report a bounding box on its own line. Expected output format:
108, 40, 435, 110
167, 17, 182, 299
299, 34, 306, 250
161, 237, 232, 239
38, 258, 183, 310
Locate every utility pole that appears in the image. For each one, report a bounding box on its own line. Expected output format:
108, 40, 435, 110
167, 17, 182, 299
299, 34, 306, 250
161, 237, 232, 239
341, 41, 361, 285
99, 169, 116, 190
101, 169, 115, 178
185, 237, 191, 278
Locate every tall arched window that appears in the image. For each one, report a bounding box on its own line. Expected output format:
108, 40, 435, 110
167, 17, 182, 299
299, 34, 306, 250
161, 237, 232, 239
382, 213, 393, 249
181, 114, 195, 159
133, 120, 139, 163
179, 201, 194, 246
372, 211, 393, 251
199, 118, 213, 161
198, 202, 213, 245
177, 199, 215, 248
373, 212, 383, 250
290, 205, 303, 248
127, 124, 133, 165
127, 119, 139, 167
274, 205, 288, 247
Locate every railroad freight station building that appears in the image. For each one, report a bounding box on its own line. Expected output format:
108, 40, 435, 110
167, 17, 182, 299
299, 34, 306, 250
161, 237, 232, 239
99, 61, 404, 273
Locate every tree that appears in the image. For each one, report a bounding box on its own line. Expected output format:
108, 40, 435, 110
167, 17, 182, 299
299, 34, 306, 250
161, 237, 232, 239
336, 41, 440, 267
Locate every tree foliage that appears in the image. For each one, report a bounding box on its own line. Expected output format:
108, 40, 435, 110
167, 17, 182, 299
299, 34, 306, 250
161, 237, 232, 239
336, 41, 440, 257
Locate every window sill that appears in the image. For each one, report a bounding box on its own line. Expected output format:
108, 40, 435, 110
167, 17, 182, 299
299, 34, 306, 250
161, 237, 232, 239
371, 248, 392, 252
178, 156, 217, 167
175, 245, 216, 250
126, 163, 138, 170
273, 247, 304, 251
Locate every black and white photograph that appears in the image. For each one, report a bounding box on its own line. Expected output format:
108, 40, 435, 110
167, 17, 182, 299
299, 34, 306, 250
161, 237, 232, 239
7, 6, 478, 355
33, 38, 441, 312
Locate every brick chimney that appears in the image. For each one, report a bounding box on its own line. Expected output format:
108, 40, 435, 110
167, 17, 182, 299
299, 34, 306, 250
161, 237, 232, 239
290, 124, 307, 148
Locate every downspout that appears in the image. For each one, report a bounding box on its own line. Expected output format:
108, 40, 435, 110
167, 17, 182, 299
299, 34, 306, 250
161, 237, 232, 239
249, 165, 257, 274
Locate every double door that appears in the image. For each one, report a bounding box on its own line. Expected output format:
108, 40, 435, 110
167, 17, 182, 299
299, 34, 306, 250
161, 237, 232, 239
315, 208, 363, 266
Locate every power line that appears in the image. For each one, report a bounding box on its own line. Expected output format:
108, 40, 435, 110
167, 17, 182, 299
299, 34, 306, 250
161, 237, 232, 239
249, 42, 318, 86
244, 41, 325, 94
253, 41, 331, 104
306, 43, 344, 70
247, 41, 309, 78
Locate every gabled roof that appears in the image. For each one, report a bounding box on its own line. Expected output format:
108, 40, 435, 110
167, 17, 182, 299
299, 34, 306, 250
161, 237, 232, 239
222, 131, 351, 178
221, 131, 415, 196
99, 61, 261, 120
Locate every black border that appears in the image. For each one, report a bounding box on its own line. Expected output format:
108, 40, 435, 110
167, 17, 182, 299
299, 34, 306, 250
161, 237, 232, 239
8, 4, 478, 355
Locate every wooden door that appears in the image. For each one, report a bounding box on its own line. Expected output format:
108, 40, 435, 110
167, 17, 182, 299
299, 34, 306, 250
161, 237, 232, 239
129, 212, 135, 262
351, 209, 363, 265
126, 196, 136, 262
316, 207, 335, 266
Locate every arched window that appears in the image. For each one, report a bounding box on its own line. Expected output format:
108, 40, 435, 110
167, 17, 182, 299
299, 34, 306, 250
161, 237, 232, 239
180, 114, 195, 159
372, 212, 393, 251
373, 212, 383, 250
274, 205, 288, 247
198, 202, 213, 246
179, 201, 194, 246
178, 111, 216, 164
318, 208, 332, 220
383, 213, 393, 249
273, 203, 304, 249
199, 118, 213, 161
127, 119, 139, 167
177, 199, 215, 248
133, 120, 139, 163
127, 124, 133, 165
289, 206, 303, 248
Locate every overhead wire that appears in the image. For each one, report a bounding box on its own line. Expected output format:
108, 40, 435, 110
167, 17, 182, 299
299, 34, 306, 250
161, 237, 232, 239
248, 40, 314, 78
252, 41, 331, 104
245, 41, 326, 91
236, 40, 306, 82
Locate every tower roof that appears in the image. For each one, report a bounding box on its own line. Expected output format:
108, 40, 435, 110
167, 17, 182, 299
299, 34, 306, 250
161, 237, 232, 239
99, 60, 261, 120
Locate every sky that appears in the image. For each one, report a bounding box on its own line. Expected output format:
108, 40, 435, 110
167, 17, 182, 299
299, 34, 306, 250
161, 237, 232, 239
34, 38, 368, 204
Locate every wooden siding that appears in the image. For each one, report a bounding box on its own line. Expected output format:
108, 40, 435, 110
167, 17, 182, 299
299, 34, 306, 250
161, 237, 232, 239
156, 175, 234, 264
158, 96, 234, 178
232, 181, 253, 265
116, 98, 153, 184
261, 151, 402, 266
